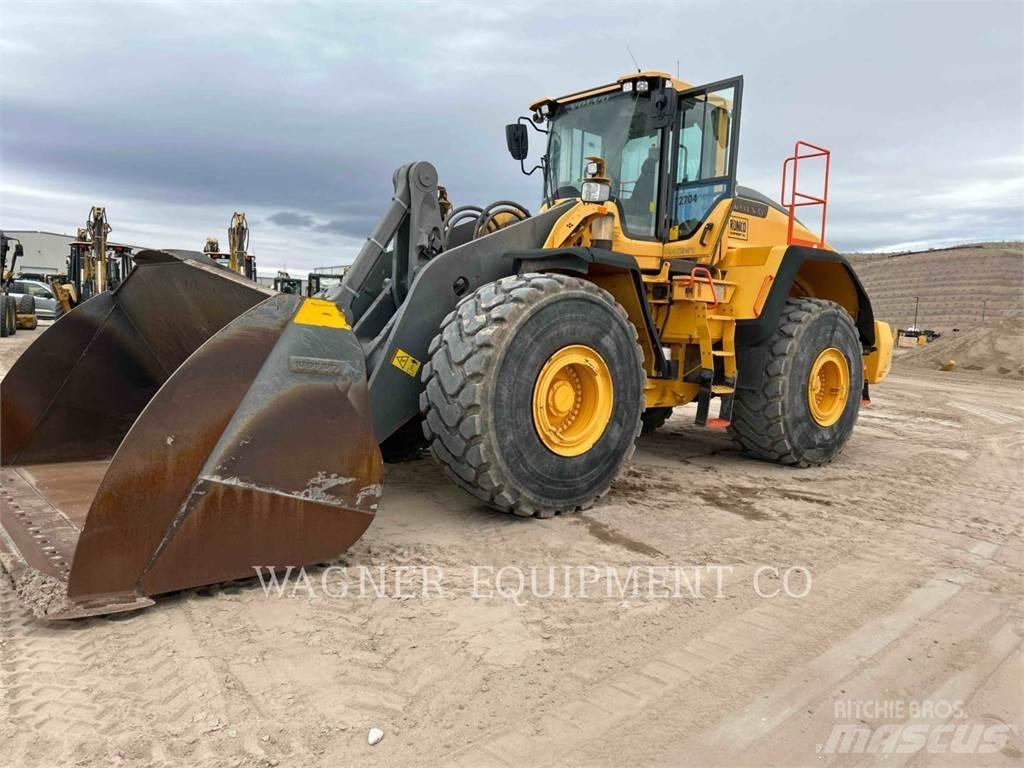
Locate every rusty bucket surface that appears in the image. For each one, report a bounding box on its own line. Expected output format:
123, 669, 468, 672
0, 250, 382, 618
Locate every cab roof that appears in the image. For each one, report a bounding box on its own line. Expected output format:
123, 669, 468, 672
529, 71, 694, 113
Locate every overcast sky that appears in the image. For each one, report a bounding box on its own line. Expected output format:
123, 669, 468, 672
2, 0, 1021, 275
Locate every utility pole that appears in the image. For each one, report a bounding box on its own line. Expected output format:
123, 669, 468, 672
913, 296, 919, 330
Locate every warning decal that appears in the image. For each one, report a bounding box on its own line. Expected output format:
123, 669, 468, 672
728, 216, 749, 240
391, 348, 421, 378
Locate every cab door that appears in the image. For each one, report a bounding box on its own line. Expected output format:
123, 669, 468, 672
663, 77, 743, 258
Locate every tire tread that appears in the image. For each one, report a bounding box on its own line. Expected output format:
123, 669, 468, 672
420, 273, 644, 517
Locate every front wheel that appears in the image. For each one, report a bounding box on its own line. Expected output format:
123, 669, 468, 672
729, 298, 863, 466
420, 273, 645, 517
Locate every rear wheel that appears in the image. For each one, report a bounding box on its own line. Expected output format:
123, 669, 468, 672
0, 296, 8, 337
5, 297, 16, 335
16, 295, 37, 330
420, 273, 645, 517
729, 298, 862, 466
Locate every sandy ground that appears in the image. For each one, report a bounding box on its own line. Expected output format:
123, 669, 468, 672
1, 326, 1022, 767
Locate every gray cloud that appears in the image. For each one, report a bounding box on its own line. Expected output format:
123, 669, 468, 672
268, 211, 316, 228
315, 217, 377, 237
267, 210, 376, 238
1, 0, 1022, 273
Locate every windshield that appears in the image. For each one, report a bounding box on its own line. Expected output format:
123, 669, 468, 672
546, 91, 662, 238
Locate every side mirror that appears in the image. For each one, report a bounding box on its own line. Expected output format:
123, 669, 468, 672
505, 123, 529, 161
14, 244, 24, 258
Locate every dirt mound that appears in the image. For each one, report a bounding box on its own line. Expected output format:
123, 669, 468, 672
849, 242, 1023, 333
896, 317, 1024, 378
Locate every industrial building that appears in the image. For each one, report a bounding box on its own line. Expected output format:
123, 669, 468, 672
4, 230, 145, 277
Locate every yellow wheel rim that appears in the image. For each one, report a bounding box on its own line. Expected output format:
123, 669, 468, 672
532, 344, 614, 457
807, 347, 850, 427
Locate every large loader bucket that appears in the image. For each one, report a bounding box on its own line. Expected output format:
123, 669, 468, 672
1, 250, 382, 619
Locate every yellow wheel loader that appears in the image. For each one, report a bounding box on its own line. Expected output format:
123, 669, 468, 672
0, 71, 893, 618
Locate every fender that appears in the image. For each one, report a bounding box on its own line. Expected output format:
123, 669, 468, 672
735, 245, 877, 391
736, 245, 875, 347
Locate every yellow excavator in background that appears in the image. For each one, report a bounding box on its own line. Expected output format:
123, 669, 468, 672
229, 212, 257, 280
203, 213, 257, 279
67, 207, 133, 302
1, 70, 893, 619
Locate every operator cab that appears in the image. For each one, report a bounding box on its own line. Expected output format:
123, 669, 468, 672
506, 72, 742, 244
273, 271, 303, 295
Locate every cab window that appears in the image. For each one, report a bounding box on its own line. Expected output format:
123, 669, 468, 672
617, 133, 660, 237
671, 82, 739, 239
546, 91, 662, 239
28, 283, 53, 299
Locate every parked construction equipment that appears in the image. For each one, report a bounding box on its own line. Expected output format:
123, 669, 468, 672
898, 327, 941, 347
203, 213, 257, 279
1, 71, 893, 618
1, 232, 30, 336
307, 266, 349, 297
68, 207, 133, 300
273, 271, 303, 294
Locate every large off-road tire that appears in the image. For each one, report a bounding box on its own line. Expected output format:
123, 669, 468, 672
15, 295, 37, 330
729, 297, 863, 467
4, 296, 16, 336
420, 273, 645, 517
641, 407, 673, 434
0, 296, 8, 338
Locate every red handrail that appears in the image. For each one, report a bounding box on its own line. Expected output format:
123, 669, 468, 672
679, 266, 720, 308
781, 140, 831, 248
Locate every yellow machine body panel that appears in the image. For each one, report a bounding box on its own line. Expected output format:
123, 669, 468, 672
537, 191, 888, 410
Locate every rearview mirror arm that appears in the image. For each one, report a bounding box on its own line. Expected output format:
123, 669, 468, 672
516, 116, 547, 177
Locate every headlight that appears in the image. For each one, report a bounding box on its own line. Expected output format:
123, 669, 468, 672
635, 80, 650, 93
581, 180, 610, 203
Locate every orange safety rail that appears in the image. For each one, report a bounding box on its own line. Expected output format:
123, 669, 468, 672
678, 266, 720, 308
781, 140, 831, 248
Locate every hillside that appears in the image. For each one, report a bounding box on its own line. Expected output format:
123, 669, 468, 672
848, 242, 1024, 333
896, 317, 1024, 378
